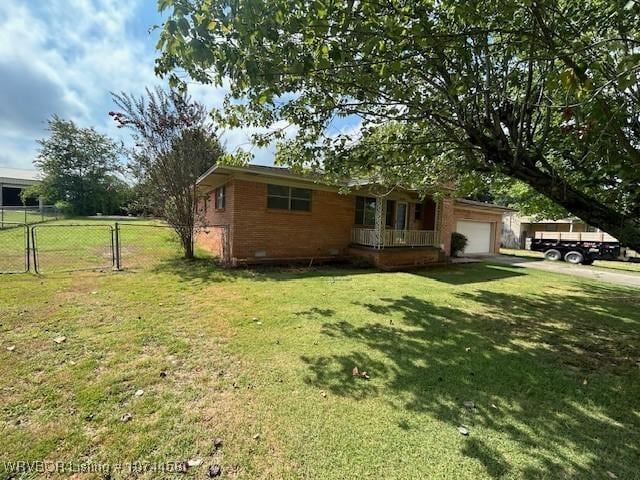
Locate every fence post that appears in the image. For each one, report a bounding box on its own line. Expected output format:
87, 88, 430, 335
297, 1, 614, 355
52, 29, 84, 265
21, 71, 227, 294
114, 222, 121, 270
25, 225, 30, 273
31, 226, 38, 274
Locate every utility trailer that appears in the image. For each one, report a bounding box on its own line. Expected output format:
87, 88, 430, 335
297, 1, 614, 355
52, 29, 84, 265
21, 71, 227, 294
530, 231, 630, 265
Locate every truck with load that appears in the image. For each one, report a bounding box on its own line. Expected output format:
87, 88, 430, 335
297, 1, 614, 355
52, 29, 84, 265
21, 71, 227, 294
529, 231, 631, 265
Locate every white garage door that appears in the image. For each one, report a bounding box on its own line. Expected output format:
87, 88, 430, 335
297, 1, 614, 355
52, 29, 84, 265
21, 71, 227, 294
456, 220, 493, 254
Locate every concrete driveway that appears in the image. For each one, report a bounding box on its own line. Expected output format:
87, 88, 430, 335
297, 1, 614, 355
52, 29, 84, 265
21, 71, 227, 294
488, 255, 640, 288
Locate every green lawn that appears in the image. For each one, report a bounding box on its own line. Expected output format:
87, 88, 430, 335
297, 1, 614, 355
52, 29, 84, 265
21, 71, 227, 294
1, 237, 639, 478
501, 247, 640, 274
0, 209, 60, 225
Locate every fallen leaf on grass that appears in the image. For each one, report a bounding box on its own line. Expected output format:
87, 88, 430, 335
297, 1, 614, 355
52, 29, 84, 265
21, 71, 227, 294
208, 464, 222, 477
352, 367, 370, 380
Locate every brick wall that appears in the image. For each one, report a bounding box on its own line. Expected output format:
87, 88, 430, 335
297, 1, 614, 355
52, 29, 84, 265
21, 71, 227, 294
195, 182, 234, 259
440, 198, 456, 256
231, 179, 355, 260
348, 246, 442, 269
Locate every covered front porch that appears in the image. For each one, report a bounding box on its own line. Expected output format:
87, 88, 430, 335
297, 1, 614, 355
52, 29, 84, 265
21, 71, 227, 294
351, 228, 440, 248
350, 195, 442, 249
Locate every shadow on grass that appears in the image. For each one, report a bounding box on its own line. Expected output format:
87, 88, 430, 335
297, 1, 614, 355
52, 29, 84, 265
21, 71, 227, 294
413, 263, 527, 284
146, 257, 534, 288
147, 258, 380, 284
301, 283, 640, 478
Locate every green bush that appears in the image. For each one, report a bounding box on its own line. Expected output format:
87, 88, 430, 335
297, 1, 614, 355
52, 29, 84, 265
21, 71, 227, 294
451, 232, 468, 257
54, 200, 74, 217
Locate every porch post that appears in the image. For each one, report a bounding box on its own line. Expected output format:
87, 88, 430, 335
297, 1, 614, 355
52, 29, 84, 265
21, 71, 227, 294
434, 199, 443, 247
374, 196, 386, 249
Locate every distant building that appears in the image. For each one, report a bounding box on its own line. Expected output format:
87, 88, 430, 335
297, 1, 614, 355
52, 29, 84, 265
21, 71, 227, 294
502, 212, 600, 249
0, 167, 42, 207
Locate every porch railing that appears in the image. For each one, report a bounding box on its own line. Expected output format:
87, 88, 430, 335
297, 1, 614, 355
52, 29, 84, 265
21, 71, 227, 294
351, 228, 440, 248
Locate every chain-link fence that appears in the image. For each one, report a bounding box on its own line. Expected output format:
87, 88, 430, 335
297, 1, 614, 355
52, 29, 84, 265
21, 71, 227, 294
117, 223, 184, 270
0, 222, 29, 273
0, 221, 229, 274
0, 205, 60, 225
32, 224, 115, 273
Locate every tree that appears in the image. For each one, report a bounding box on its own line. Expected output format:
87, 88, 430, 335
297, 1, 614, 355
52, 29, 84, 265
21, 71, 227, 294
111, 87, 223, 258
155, 0, 640, 250
32, 116, 124, 216
458, 174, 570, 220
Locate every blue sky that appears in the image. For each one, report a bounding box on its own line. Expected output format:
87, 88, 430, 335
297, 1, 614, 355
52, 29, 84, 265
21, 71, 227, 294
0, 0, 361, 170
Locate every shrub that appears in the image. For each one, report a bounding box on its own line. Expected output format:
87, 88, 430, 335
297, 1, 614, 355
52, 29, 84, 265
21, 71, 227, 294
451, 232, 468, 257
54, 200, 74, 217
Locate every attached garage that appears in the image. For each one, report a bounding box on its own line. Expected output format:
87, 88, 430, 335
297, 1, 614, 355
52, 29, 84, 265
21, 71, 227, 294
453, 199, 514, 255
456, 220, 493, 254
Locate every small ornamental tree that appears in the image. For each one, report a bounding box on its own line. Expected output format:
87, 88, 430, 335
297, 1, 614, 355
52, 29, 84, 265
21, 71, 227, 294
111, 87, 223, 258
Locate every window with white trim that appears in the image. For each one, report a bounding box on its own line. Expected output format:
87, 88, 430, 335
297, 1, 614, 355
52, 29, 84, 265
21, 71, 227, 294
267, 184, 311, 211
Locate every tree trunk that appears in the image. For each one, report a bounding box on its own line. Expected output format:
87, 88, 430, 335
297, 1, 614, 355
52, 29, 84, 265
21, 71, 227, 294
469, 130, 640, 251
181, 229, 195, 259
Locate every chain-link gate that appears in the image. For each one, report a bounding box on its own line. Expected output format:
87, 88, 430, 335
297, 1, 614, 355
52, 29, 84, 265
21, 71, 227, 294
31, 224, 115, 274
0, 222, 30, 273
1, 222, 230, 274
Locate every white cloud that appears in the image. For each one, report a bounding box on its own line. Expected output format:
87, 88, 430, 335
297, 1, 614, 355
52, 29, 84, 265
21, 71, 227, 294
0, 0, 160, 168
0, 0, 283, 169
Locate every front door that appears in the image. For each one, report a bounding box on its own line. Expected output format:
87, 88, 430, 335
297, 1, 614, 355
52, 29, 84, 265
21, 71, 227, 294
395, 202, 408, 230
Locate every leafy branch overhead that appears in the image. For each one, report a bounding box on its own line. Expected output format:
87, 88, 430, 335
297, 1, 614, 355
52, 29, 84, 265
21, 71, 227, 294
155, 0, 640, 250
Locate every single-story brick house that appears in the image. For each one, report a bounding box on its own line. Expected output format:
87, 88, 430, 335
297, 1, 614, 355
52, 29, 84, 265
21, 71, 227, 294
195, 164, 511, 268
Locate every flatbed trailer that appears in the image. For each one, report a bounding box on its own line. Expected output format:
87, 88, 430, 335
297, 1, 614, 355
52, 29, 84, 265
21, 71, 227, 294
530, 231, 629, 265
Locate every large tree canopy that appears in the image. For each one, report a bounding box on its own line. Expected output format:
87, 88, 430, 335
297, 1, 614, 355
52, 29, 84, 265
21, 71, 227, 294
31, 116, 126, 216
156, 0, 640, 250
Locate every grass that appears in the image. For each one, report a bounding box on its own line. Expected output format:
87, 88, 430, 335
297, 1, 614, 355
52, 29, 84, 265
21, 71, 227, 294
1, 229, 639, 479
0, 218, 201, 273
0, 209, 60, 225
500, 247, 640, 274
